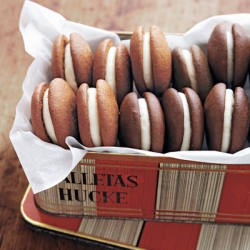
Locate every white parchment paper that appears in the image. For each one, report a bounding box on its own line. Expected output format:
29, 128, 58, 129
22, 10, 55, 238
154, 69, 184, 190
9, 0, 250, 193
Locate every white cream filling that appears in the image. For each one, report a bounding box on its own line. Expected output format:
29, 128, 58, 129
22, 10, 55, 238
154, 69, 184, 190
64, 43, 78, 94
88, 88, 102, 146
226, 31, 234, 88
182, 50, 198, 92
142, 32, 154, 91
178, 92, 191, 151
105, 46, 117, 98
138, 98, 151, 151
221, 89, 234, 152
43, 89, 58, 145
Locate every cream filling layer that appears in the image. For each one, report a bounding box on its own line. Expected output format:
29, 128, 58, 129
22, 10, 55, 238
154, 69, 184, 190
64, 44, 78, 94
105, 46, 117, 98
88, 88, 102, 146
226, 31, 234, 88
221, 89, 234, 152
178, 92, 191, 151
43, 89, 58, 145
142, 33, 154, 91
138, 98, 151, 151
182, 50, 198, 92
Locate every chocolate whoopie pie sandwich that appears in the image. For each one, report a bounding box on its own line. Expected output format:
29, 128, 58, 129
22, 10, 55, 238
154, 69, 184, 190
172, 45, 213, 103
207, 23, 250, 89
31, 78, 79, 149
204, 83, 250, 153
51, 33, 93, 93
92, 39, 133, 106
77, 80, 119, 147
119, 91, 165, 153
161, 87, 204, 153
130, 25, 172, 97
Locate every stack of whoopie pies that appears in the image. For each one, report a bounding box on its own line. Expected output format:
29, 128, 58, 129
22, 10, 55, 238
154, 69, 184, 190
31, 22, 250, 154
